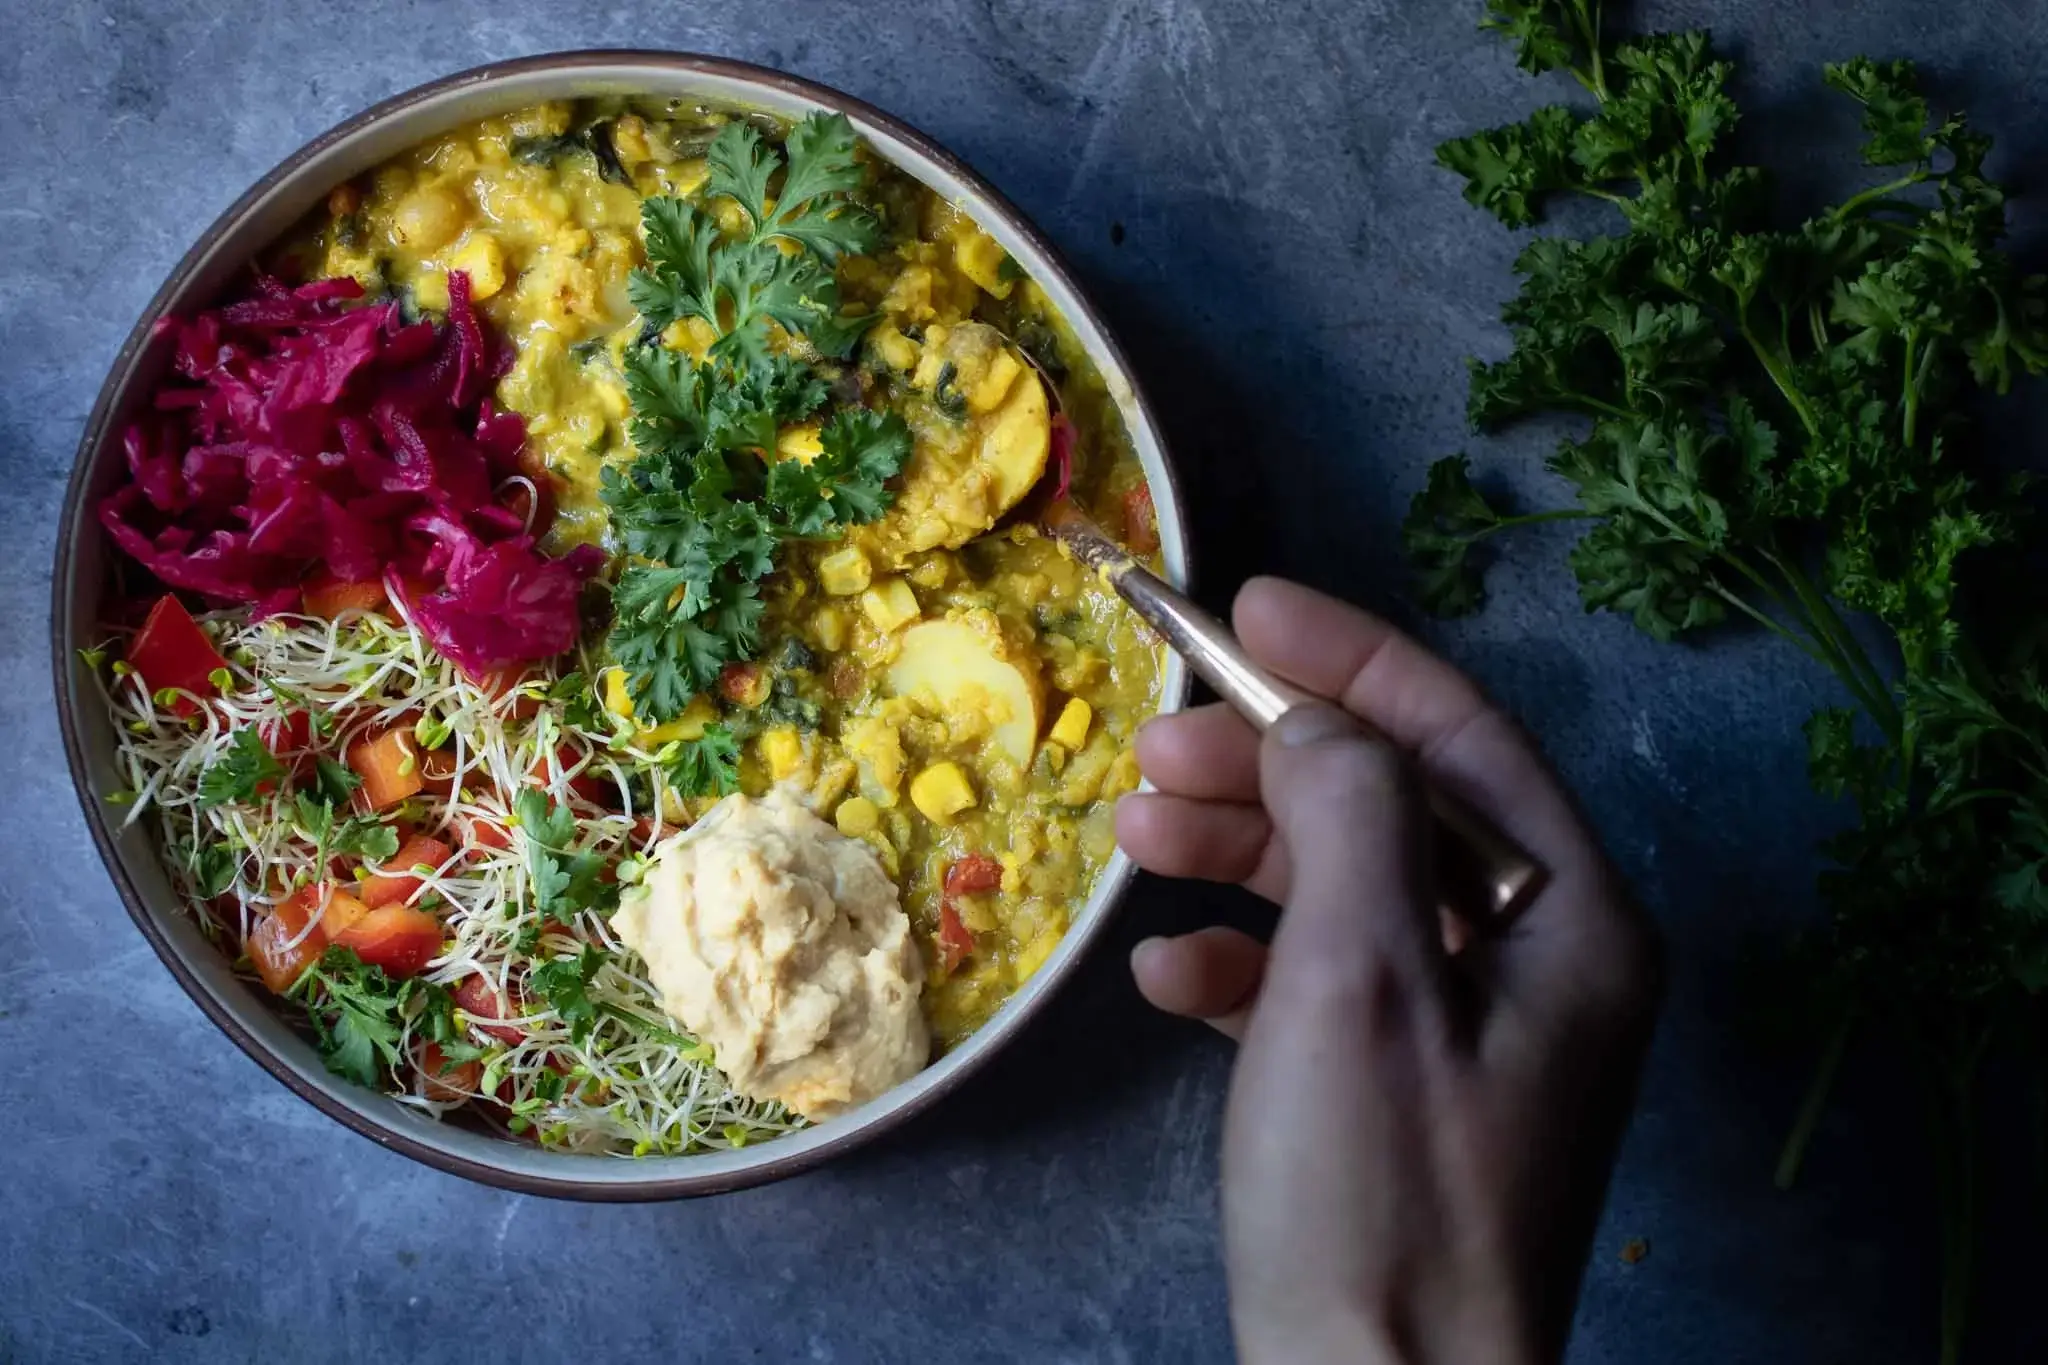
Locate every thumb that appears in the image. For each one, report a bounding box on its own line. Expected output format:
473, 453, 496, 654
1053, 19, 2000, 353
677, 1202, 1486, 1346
1257, 703, 1443, 991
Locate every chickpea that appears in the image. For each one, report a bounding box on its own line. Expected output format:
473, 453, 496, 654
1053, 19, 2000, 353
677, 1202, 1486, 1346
390, 185, 466, 251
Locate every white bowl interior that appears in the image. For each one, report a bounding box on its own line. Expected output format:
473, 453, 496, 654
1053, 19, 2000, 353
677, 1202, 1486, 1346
56, 56, 1189, 1194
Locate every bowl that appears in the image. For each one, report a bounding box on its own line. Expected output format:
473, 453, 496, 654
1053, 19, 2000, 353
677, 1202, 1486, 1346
50, 52, 1189, 1200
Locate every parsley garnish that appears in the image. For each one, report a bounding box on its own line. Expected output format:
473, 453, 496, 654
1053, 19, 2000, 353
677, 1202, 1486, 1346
665, 723, 741, 798
1406, 7, 2048, 1350
514, 789, 612, 919
529, 943, 606, 1043
291, 947, 456, 1088
197, 727, 285, 809
606, 113, 913, 723
313, 754, 361, 805
292, 792, 399, 864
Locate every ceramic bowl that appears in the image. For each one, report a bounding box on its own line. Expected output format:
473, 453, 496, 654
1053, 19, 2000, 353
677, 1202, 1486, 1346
51, 52, 1189, 1199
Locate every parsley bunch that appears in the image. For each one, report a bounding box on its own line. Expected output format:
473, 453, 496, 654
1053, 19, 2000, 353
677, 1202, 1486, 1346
604, 113, 912, 725
1405, 5, 2048, 1357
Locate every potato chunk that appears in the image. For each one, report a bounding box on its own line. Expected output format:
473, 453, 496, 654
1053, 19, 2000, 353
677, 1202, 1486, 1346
853, 323, 1051, 565
886, 617, 1044, 767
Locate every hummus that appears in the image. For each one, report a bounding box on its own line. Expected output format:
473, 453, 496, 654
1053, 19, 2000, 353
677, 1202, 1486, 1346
613, 789, 929, 1120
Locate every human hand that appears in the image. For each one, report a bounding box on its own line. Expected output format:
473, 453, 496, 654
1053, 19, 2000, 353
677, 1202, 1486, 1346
1115, 577, 1659, 1365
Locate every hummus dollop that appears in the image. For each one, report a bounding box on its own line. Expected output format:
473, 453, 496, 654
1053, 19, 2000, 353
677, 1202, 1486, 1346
613, 789, 929, 1120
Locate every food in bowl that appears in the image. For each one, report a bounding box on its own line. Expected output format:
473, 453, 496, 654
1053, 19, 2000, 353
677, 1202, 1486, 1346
87, 98, 1164, 1156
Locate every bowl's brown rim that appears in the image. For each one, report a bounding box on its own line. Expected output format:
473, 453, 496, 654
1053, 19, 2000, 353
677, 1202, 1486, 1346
50, 50, 1189, 1201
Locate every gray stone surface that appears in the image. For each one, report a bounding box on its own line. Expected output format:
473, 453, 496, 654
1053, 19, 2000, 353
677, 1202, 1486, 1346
3, 0, 2044, 1361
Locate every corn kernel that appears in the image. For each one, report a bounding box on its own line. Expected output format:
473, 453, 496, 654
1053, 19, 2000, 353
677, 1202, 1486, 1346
818, 548, 873, 597
811, 606, 849, 652
776, 424, 823, 465
448, 231, 509, 299
909, 762, 977, 823
412, 268, 452, 313
953, 228, 1014, 299
869, 323, 919, 372
602, 666, 635, 721
835, 796, 880, 837
861, 578, 921, 633
761, 727, 804, 781
1049, 697, 1093, 751
639, 693, 718, 746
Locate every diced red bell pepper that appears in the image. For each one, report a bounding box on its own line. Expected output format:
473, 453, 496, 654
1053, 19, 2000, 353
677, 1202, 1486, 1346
247, 890, 328, 995
1123, 485, 1159, 555
332, 905, 443, 977
937, 902, 976, 975
301, 570, 389, 619
943, 855, 1004, 897
453, 974, 526, 1045
460, 811, 514, 852
259, 710, 315, 779
347, 727, 425, 810
360, 833, 453, 909
527, 742, 609, 805
1046, 413, 1075, 502
127, 594, 227, 717
418, 1042, 483, 1102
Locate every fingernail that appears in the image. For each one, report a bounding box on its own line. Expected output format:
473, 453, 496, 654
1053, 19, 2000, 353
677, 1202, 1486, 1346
1271, 703, 1359, 748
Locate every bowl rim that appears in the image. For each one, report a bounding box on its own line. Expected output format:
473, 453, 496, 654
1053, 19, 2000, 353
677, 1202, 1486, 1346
50, 49, 1190, 1200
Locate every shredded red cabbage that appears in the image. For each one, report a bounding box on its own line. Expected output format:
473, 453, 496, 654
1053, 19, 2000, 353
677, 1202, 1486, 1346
102, 272, 598, 675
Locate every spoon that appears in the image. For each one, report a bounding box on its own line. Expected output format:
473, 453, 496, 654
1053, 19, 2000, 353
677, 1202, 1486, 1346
1041, 498, 1548, 924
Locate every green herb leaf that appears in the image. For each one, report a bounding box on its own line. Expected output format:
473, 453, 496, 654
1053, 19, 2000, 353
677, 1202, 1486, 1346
529, 943, 606, 1044
666, 724, 741, 798
198, 727, 287, 809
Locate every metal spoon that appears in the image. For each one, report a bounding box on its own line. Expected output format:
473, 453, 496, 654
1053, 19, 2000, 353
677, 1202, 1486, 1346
1041, 498, 1548, 924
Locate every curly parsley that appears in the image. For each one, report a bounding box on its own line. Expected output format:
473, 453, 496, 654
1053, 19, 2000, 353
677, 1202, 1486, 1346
606, 112, 912, 722
1405, 6, 2048, 1353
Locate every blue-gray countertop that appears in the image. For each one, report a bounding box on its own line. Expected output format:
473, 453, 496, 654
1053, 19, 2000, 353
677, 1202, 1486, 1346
4, 1, 2044, 1361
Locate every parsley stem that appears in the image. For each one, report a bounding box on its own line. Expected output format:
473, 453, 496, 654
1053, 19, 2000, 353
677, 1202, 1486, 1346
1775, 1005, 1854, 1190
1740, 321, 1822, 440
1763, 549, 1900, 737
1562, 390, 1634, 421
1834, 169, 1932, 222
1488, 507, 1596, 533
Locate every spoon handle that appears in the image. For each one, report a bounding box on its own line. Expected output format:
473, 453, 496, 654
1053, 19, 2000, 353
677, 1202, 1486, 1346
1044, 503, 1547, 921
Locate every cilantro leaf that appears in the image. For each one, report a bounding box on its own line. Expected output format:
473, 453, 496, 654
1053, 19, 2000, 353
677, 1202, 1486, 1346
198, 727, 286, 809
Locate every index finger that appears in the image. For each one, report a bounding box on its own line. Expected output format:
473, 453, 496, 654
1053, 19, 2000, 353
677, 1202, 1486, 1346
1231, 576, 1589, 881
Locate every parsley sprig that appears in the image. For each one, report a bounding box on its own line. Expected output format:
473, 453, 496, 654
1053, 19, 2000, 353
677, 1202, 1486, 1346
291, 946, 466, 1088
605, 113, 912, 723
1406, 6, 2048, 1355
514, 789, 613, 921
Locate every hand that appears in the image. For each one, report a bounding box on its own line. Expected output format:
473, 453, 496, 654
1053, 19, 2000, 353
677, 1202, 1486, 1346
1116, 578, 1659, 1365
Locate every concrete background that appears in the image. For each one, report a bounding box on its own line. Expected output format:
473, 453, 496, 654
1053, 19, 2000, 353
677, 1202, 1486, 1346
3, 0, 2044, 1361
